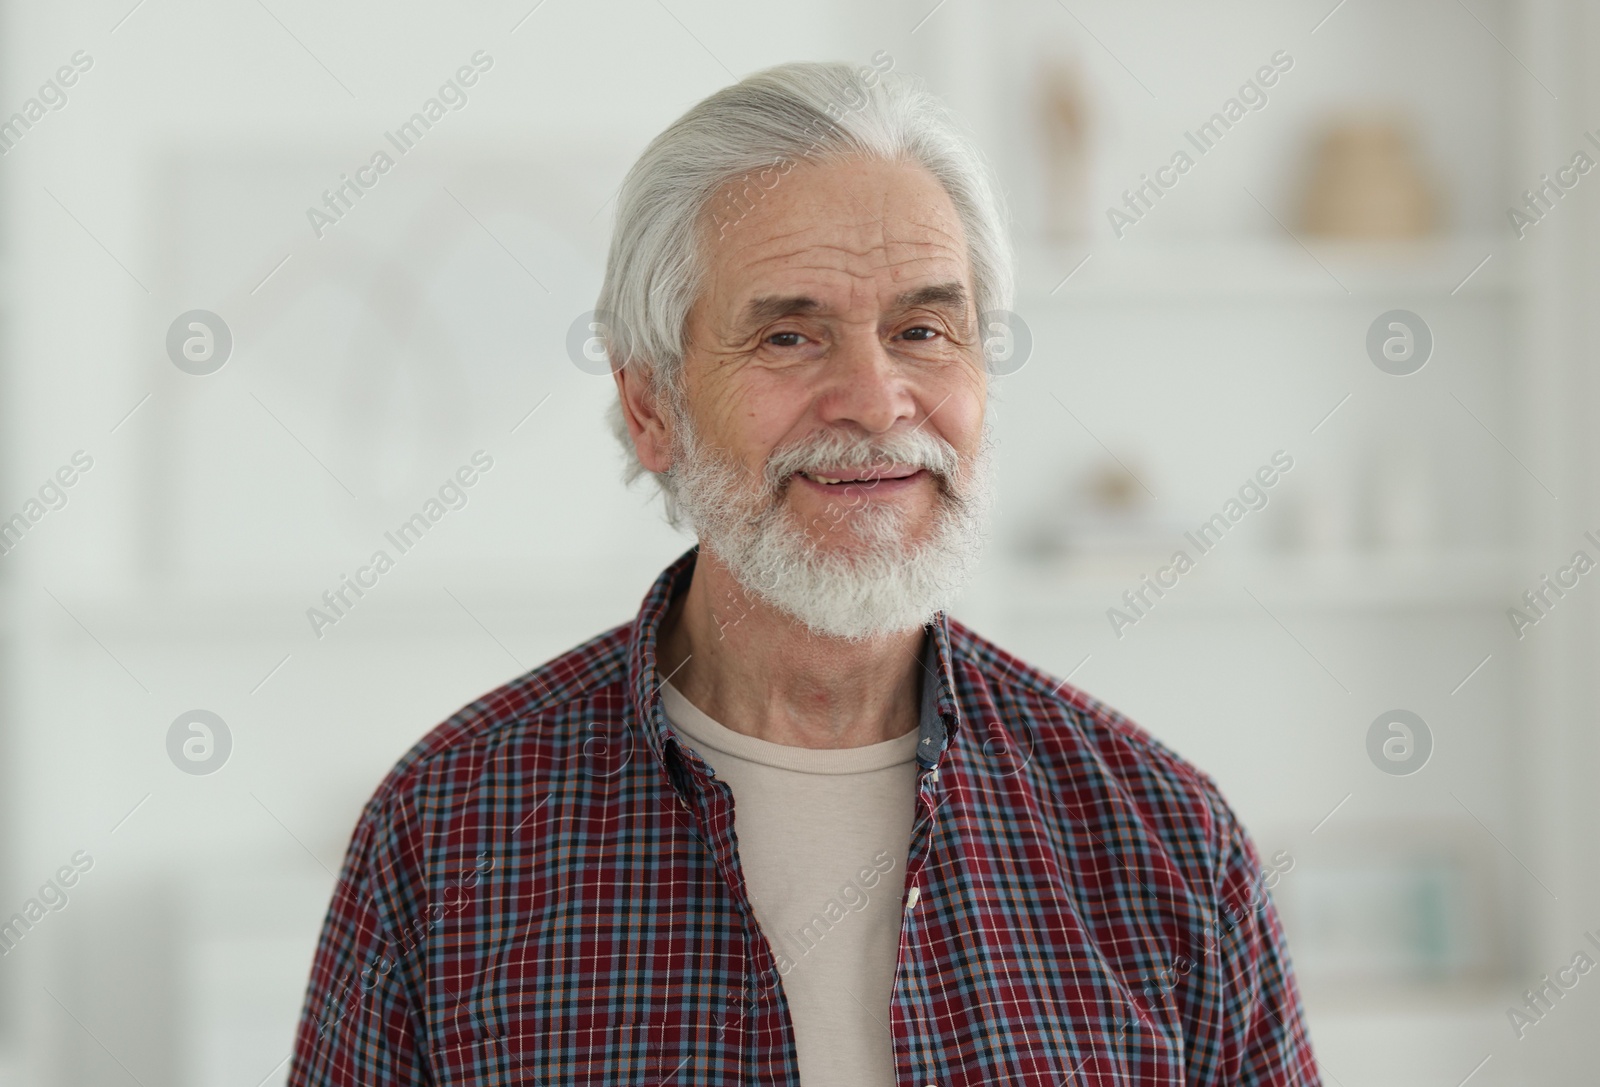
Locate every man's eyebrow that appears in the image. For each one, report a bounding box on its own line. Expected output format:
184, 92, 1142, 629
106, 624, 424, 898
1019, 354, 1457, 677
894, 281, 968, 312
737, 294, 823, 327
734, 281, 969, 328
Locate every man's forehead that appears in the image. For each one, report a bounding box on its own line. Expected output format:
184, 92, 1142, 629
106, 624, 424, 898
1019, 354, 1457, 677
715, 210, 966, 276
700, 158, 972, 317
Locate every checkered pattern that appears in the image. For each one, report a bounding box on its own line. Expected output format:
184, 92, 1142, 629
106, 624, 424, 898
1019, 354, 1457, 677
287, 544, 1320, 1085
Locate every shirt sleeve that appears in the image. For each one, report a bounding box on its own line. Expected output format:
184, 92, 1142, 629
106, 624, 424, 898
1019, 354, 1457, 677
1203, 802, 1321, 1086
286, 793, 432, 1087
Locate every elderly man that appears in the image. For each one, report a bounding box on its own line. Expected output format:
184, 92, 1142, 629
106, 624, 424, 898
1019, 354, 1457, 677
289, 61, 1320, 1086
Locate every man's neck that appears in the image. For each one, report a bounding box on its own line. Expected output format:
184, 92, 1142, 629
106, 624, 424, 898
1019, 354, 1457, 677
654, 546, 927, 748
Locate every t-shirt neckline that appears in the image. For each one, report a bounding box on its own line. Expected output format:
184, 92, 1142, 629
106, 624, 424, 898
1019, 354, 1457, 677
659, 680, 923, 775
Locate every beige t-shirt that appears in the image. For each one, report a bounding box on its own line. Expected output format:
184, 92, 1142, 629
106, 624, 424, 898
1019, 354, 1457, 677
660, 680, 920, 1087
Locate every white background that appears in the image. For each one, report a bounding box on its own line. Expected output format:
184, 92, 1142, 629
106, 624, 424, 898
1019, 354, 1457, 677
1, 0, 1597, 1083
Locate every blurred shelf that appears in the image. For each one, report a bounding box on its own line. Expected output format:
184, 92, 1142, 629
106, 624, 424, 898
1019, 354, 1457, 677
1298, 977, 1515, 1013
981, 549, 1518, 615
1017, 234, 1510, 302
3, 550, 1521, 643
4, 573, 637, 641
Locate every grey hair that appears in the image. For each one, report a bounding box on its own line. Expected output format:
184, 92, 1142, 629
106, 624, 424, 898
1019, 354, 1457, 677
597, 58, 1014, 526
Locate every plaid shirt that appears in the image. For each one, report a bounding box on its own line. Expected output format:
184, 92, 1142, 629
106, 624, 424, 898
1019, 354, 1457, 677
288, 545, 1320, 1085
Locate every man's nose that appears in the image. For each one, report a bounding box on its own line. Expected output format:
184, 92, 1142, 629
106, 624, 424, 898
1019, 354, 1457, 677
813, 331, 918, 435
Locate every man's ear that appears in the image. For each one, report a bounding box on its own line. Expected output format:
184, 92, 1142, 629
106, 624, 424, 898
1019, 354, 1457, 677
613, 361, 675, 474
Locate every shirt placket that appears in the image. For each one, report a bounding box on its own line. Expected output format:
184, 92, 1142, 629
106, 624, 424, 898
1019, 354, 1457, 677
890, 626, 956, 1085
665, 737, 801, 1079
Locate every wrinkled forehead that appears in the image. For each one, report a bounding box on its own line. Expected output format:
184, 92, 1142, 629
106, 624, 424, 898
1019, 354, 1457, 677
693, 156, 975, 324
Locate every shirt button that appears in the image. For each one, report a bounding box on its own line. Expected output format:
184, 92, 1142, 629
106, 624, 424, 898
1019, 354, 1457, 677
906, 886, 920, 910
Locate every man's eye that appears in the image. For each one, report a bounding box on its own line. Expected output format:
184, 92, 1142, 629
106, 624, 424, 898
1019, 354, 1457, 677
766, 331, 805, 347
900, 326, 940, 342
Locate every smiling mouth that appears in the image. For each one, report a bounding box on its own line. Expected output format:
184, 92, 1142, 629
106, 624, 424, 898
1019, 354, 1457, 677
795, 468, 923, 485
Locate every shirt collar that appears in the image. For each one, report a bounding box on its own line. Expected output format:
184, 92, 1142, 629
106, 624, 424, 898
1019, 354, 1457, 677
627, 544, 964, 785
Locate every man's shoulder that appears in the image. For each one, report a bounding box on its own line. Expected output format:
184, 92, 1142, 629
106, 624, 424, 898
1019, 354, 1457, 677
359, 619, 637, 818
945, 617, 1230, 839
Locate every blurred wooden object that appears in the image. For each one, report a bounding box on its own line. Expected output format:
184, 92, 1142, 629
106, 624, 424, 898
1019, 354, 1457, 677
1300, 117, 1439, 237
1040, 57, 1090, 239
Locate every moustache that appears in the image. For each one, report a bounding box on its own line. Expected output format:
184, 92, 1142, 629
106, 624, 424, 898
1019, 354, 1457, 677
760, 429, 962, 492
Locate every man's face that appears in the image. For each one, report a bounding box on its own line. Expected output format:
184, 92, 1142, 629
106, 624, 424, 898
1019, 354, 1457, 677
615, 152, 995, 640
676, 154, 987, 556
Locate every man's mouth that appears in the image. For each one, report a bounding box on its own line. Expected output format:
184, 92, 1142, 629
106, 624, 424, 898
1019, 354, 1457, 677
795, 467, 923, 486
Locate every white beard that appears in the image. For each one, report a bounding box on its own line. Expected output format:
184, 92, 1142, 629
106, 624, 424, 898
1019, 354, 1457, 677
664, 405, 997, 642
